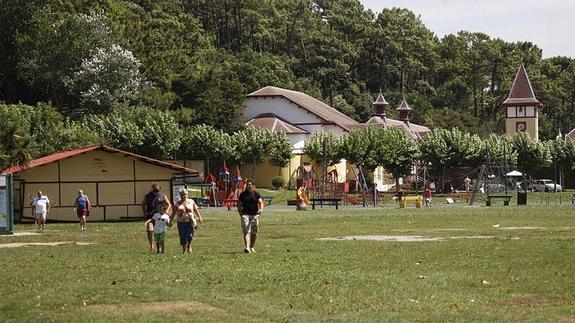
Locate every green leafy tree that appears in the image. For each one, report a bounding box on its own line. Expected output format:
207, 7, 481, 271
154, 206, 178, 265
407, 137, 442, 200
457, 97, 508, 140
337, 127, 379, 172
511, 132, 551, 176
16, 10, 118, 111
232, 127, 271, 180
267, 131, 292, 168
374, 127, 420, 190
86, 107, 181, 159
304, 131, 341, 166
483, 134, 517, 170
0, 122, 37, 171
179, 124, 234, 175
419, 128, 483, 191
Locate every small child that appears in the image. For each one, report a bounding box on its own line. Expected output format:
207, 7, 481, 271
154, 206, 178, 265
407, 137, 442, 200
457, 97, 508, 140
145, 202, 171, 254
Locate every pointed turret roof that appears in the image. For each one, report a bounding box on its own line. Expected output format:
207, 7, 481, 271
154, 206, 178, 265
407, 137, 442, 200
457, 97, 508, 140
372, 92, 390, 116
372, 92, 390, 106
502, 63, 542, 107
397, 99, 411, 122
396, 100, 411, 111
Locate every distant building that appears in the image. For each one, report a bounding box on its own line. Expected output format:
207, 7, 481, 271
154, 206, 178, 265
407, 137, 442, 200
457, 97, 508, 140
243, 86, 430, 189
503, 63, 541, 141
2, 145, 198, 222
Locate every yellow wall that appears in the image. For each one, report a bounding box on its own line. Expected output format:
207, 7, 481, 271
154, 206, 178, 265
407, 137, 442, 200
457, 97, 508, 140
15, 149, 182, 222
20, 163, 59, 182
506, 117, 539, 141
60, 151, 134, 181
238, 155, 348, 188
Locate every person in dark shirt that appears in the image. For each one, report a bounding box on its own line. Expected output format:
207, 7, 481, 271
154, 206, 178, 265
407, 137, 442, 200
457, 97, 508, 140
237, 179, 264, 253
142, 183, 172, 253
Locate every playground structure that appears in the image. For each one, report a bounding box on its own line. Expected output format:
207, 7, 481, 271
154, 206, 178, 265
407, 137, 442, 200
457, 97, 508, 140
199, 162, 245, 208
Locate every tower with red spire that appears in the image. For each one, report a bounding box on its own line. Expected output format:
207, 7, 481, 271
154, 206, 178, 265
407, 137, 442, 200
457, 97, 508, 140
502, 62, 542, 141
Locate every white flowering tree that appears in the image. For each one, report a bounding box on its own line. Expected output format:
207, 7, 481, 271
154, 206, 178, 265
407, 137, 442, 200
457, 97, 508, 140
68, 44, 146, 114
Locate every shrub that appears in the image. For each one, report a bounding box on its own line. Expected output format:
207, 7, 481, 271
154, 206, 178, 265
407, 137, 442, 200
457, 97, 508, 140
271, 176, 285, 190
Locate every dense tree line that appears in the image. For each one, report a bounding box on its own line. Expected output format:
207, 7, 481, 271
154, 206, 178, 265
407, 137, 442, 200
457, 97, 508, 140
304, 127, 575, 191
1, 0, 575, 138
2, 0, 575, 178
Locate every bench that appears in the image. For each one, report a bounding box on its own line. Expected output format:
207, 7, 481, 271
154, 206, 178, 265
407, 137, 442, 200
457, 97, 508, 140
486, 195, 511, 206
262, 196, 273, 205
192, 197, 210, 208
287, 199, 298, 206
309, 198, 342, 210
399, 196, 422, 208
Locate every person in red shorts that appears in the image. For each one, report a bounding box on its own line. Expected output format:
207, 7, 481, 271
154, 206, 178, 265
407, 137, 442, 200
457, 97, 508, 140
74, 189, 91, 231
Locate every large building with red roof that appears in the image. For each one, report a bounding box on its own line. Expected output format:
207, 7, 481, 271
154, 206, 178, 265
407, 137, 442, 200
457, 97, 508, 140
243, 85, 430, 188
2, 144, 197, 222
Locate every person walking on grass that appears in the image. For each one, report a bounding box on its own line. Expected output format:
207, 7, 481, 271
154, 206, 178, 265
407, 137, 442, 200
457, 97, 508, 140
74, 189, 91, 231
423, 187, 432, 207
142, 183, 172, 252
32, 191, 50, 232
237, 179, 264, 253
145, 201, 171, 254
172, 189, 203, 254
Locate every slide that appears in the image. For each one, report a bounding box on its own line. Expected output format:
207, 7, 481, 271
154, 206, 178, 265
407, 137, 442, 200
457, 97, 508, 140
297, 187, 310, 205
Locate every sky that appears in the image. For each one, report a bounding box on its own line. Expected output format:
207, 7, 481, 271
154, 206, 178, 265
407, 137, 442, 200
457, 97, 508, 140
360, 0, 575, 58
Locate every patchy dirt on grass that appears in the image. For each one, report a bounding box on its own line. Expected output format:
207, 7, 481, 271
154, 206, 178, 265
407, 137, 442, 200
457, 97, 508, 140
0, 241, 96, 248
500, 227, 575, 231
89, 301, 225, 315
317, 235, 516, 242
498, 293, 570, 307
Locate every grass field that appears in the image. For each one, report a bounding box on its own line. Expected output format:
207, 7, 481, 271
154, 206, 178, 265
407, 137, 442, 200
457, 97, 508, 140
1, 203, 575, 322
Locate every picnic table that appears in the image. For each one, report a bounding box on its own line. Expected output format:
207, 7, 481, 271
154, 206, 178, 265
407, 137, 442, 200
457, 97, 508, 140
309, 197, 342, 210
486, 195, 511, 206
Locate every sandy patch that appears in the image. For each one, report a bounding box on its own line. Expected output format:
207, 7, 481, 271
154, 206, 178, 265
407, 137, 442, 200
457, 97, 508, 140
89, 301, 225, 315
318, 235, 516, 242
500, 226, 575, 230
0, 231, 42, 237
318, 236, 444, 242
0, 241, 96, 248
391, 228, 468, 232
498, 293, 570, 307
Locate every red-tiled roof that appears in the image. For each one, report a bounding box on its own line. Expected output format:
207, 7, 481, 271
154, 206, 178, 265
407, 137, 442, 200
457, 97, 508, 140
246, 113, 308, 134
502, 63, 542, 107
246, 86, 359, 132
2, 144, 198, 176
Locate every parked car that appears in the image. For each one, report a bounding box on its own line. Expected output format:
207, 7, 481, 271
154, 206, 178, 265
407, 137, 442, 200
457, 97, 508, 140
532, 179, 562, 192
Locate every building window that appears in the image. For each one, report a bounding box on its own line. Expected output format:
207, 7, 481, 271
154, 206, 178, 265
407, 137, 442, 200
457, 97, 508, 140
507, 107, 516, 118
517, 106, 525, 117
516, 122, 527, 132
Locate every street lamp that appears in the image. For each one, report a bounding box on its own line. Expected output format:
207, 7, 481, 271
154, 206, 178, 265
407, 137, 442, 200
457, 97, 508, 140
554, 129, 562, 192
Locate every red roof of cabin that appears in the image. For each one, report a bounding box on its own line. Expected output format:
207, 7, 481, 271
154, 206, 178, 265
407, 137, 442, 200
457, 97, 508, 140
1, 144, 198, 176
502, 63, 542, 107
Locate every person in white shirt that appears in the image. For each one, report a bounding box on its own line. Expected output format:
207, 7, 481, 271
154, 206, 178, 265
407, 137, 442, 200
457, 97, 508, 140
145, 201, 171, 254
32, 191, 50, 232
